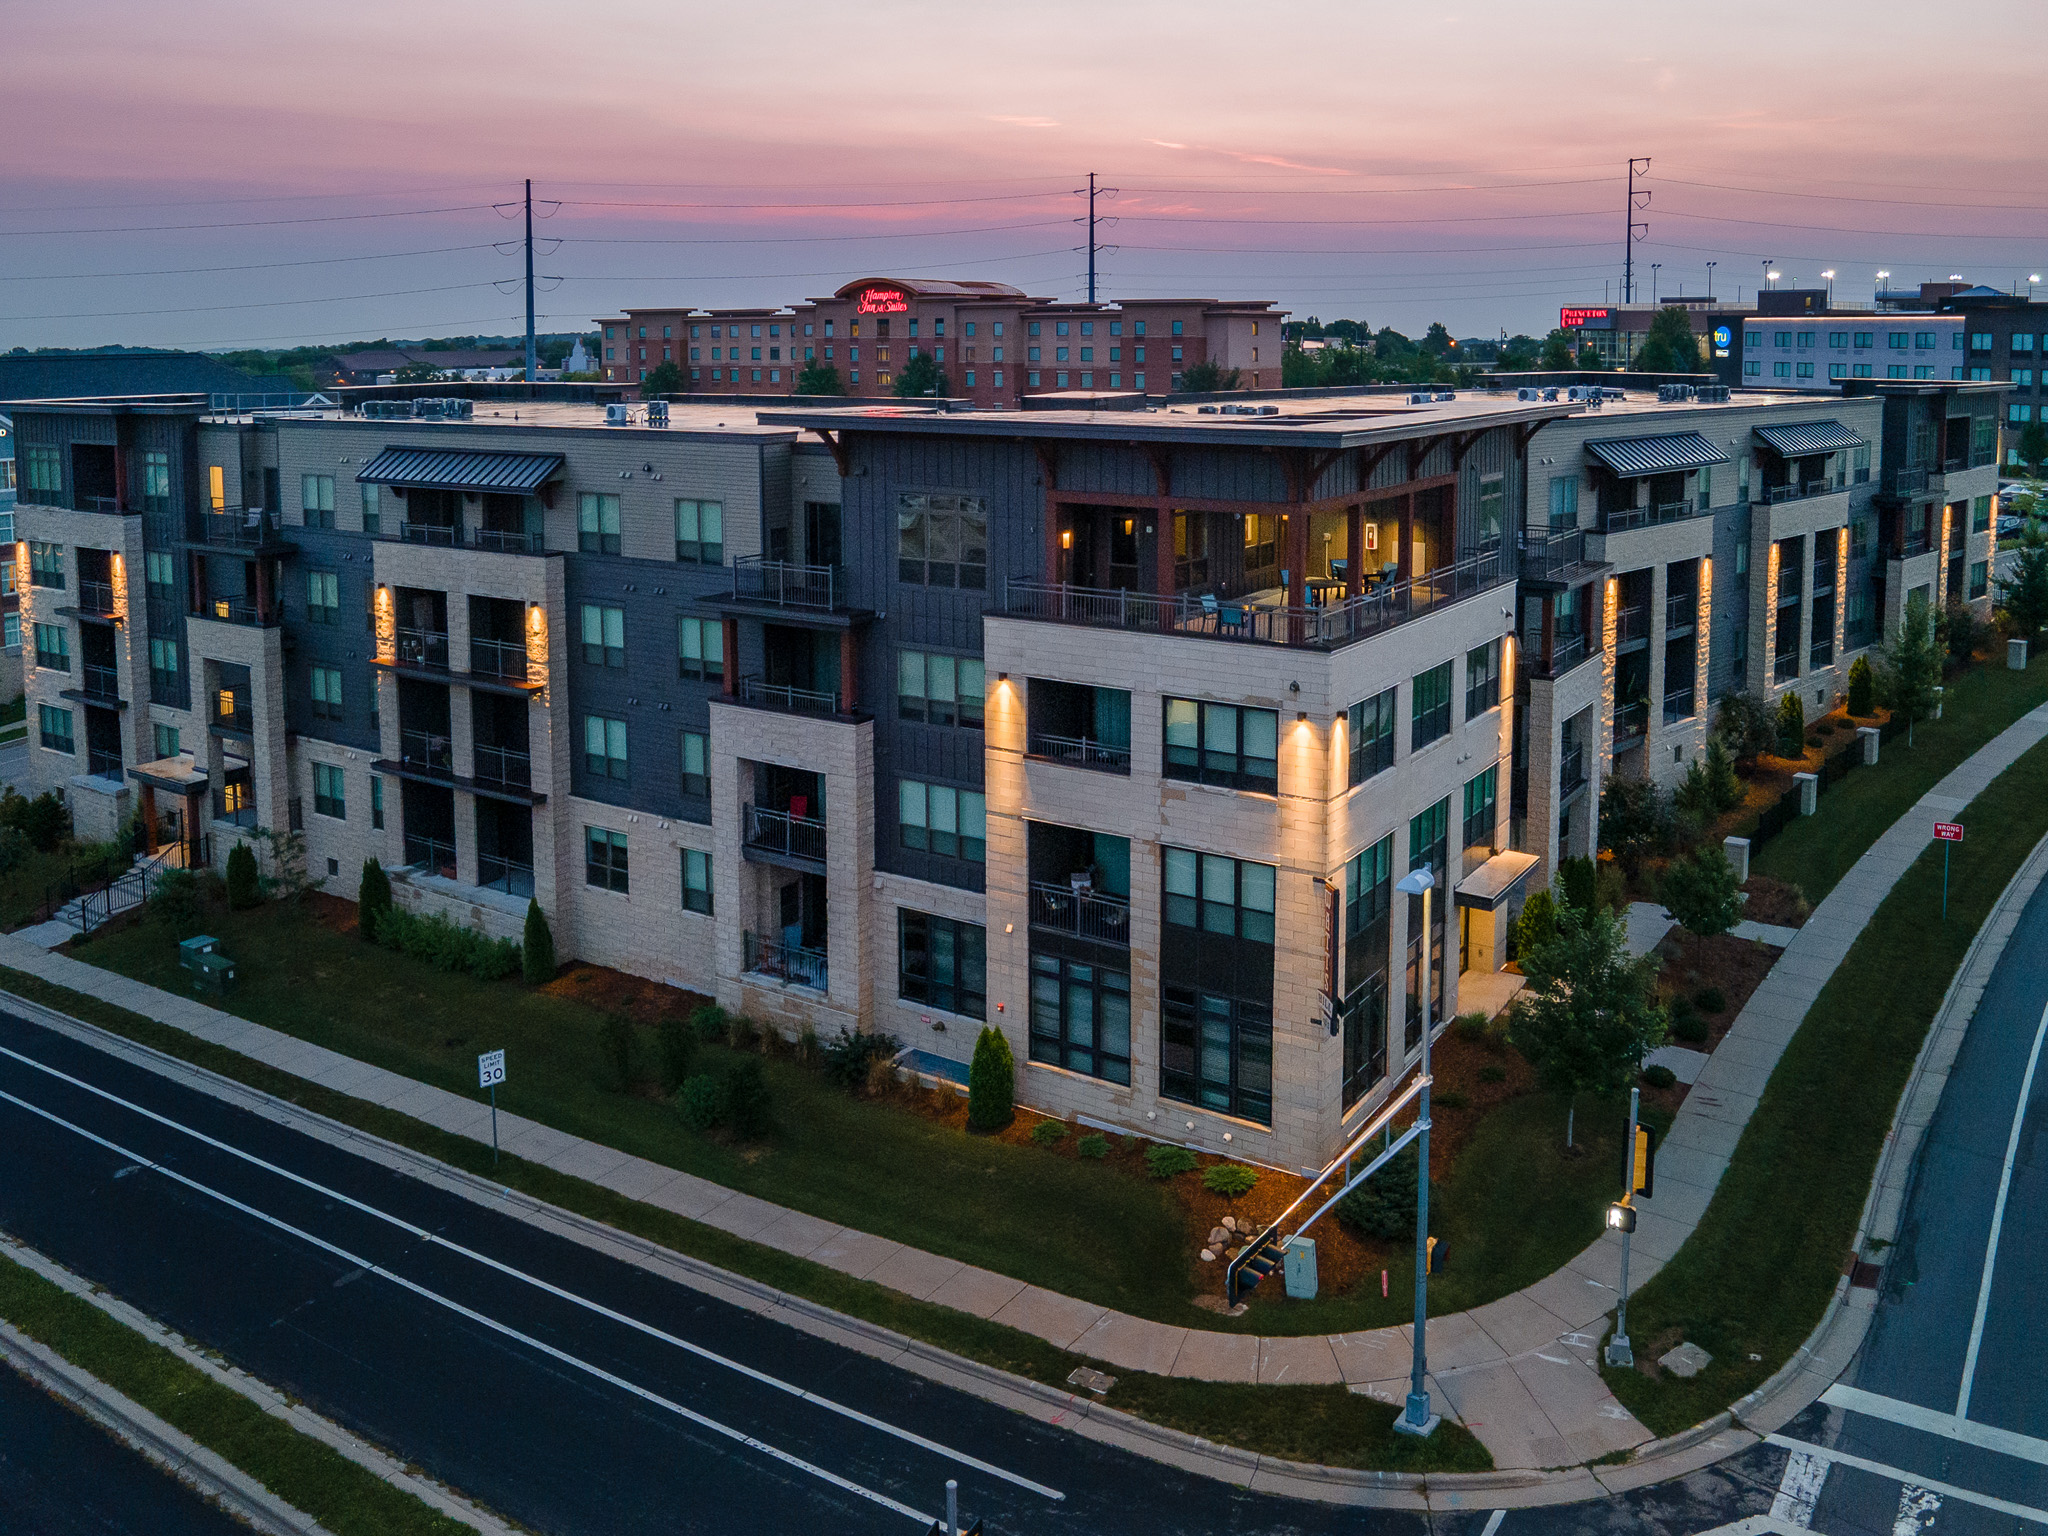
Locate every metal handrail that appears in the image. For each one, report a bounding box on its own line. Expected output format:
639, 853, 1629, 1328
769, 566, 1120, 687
744, 804, 827, 862
401, 729, 453, 773
396, 627, 450, 670
1602, 499, 1696, 533
210, 691, 251, 733
738, 675, 839, 714
1662, 688, 1696, 723
730, 555, 838, 610
405, 835, 456, 875
472, 743, 530, 789
1025, 732, 1132, 772
1560, 746, 1587, 794
1665, 592, 1698, 630
208, 596, 272, 627
78, 578, 116, 615
1029, 881, 1131, 943
398, 521, 460, 546
82, 663, 120, 700
1614, 604, 1649, 643
743, 930, 829, 990
470, 526, 542, 554
1518, 527, 1585, 578
1613, 701, 1649, 743
477, 853, 535, 896
199, 508, 284, 548
469, 636, 529, 680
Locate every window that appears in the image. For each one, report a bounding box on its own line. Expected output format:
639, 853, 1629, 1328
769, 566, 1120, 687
677, 616, 724, 680
898, 779, 986, 862
153, 723, 180, 759
1411, 660, 1453, 749
1405, 797, 1450, 1046
1973, 495, 1992, 533
1340, 831, 1394, 1107
1970, 333, 1993, 352
585, 827, 628, 892
301, 474, 334, 528
1462, 765, 1498, 852
1347, 686, 1397, 784
140, 451, 170, 508
1548, 475, 1579, 528
1829, 363, 1847, 380
1853, 364, 1873, 378
29, 541, 63, 589
32, 622, 67, 672
1829, 332, 1848, 349
3, 613, 17, 650
1889, 332, 1910, 351
680, 730, 708, 797
580, 603, 625, 667
313, 762, 346, 819
578, 492, 621, 555
307, 569, 338, 624
1163, 697, 1278, 793
1028, 347, 1042, 363
1161, 983, 1271, 1125
148, 636, 179, 700
674, 499, 723, 563
310, 664, 343, 720
144, 549, 175, 595
1970, 561, 1989, 599
897, 650, 985, 727
1774, 332, 1792, 348
1744, 329, 1762, 348
1774, 362, 1793, 378
361, 483, 380, 535
1853, 332, 1873, 349
582, 715, 628, 780
1969, 367, 1992, 382
1888, 364, 1909, 379
371, 776, 384, 830
1476, 474, 1505, 550
2014, 334, 2037, 354
1744, 361, 1762, 378
682, 848, 713, 915
38, 704, 73, 753
1797, 331, 1815, 349
1465, 641, 1500, 719
1031, 953, 1129, 1083
896, 493, 988, 588
900, 910, 986, 1020
1974, 417, 1997, 461
23, 444, 61, 498
1163, 848, 1276, 944
1796, 363, 1815, 379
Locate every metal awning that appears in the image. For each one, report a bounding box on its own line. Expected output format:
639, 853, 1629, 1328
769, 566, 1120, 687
1454, 851, 1541, 911
1753, 420, 1865, 458
1585, 431, 1728, 478
356, 446, 564, 494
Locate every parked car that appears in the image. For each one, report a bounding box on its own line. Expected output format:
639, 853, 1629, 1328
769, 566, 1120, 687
1999, 514, 2025, 535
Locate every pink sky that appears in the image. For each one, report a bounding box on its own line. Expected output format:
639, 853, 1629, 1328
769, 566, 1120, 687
2, 0, 2044, 350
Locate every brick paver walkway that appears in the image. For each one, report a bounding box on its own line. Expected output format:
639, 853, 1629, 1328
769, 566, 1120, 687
6, 702, 2044, 1470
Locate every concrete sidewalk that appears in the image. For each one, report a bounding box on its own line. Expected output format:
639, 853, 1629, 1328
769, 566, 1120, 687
5, 700, 2044, 1475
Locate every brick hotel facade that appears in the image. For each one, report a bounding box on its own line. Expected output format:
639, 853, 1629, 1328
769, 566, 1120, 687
596, 277, 1285, 406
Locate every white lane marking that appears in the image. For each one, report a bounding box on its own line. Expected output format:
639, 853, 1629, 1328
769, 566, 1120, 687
1764, 1435, 2048, 1528
1824, 1383, 2048, 1467
1687, 1520, 1819, 1536
0, 1087, 939, 1527
0, 1041, 1062, 1503
1958, 998, 2048, 1421
1892, 1484, 1940, 1536
1769, 1447, 1829, 1527
1478, 1510, 1505, 1536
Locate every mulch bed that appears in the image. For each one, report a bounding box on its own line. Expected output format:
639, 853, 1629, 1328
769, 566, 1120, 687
1647, 927, 1784, 1114
1742, 875, 1811, 927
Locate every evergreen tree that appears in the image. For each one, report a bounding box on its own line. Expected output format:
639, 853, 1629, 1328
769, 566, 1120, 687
522, 899, 556, 985
225, 842, 261, 909
1704, 737, 1744, 811
1178, 359, 1241, 392
1846, 654, 1876, 717
1631, 306, 1703, 374
357, 858, 391, 941
1996, 533, 2048, 643
794, 359, 846, 395
892, 353, 947, 397
1775, 689, 1807, 757
1539, 329, 1574, 370
640, 360, 683, 395
1661, 844, 1743, 938
967, 1026, 1015, 1131
1879, 591, 1943, 743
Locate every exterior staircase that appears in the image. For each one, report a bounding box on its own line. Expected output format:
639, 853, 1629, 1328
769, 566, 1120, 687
39, 839, 198, 938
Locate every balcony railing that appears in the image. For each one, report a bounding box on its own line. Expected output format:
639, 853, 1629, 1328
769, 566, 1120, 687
744, 804, 827, 863
731, 555, 839, 610
737, 675, 840, 715
1527, 627, 1590, 679
398, 521, 461, 547
210, 692, 251, 734
199, 508, 286, 548
1612, 701, 1648, 747
1774, 651, 1800, 683
82, 663, 120, 701
1888, 532, 1934, 560
206, 596, 275, 628
743, 931, 828, 992
405, 834, 457, 879
1765, 479, 1837, 504
1029, 881, 1132, 944
1519, 527, 1586, 580
86, 748, 122, 780
1615, 604, 1650, 644
213, 790, 257, 828
78, 578, 116, 616
473, 743, 531, 791
469, 527, 543, 554
396, 627, 450, 671
1003, 550, 1506, 653
1665, 591, 1698, 631
1602, 498, 1696, 533
1662, 688, 1696, 725
1942, 454, 1969, 475
1025, 732, 1132, 773
477, 852, 535, 897
71, 494, 125, 514
1885, 466, 1929, 497
401, 729, 453, 774
1811, 639, 1836, 668
469, 637, 529, 681
1560, 746, 1588, 797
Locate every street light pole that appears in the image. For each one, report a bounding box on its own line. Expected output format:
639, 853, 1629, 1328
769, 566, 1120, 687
1392, 867, 1439, 1438
1605, 1084, 1641, 1368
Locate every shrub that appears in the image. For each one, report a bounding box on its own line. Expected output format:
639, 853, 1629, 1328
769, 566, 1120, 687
691, 1004, 731, 1044
967, 1026, 1015, 1132
1145, 1144, 1198, 1178
1435, 1089, 1471, 1110
1556, 856, 1598, 915
1513, 888, 1561, 961
1714, 691, 1778, 764
357, 859, 391, 942
1453, 1011, 1489, 1043
225, 842, 261, 909
1847, 654, 1876, 717
1671, 1008, 1710, 1044
1673, 758, 1717, 824
0, 825, 27, 876
1202, 1164, 1260, 1198
522, 899, 555, 983
597, 1014, 637, 1091
1076, 1133, 1110, 1160
1599, 777, 1671, 875
656, 1015, 696, 1094
1336, 1141, 1419, 1240
373, 905, 522, 980
1661, 844, 1743, 938
1695, 985, 1727, 1014
1594, 860, 1629, 916
820, 1028, 899, 1090
724, 1059, 773, 1139
1642, 1064, 1678, 1090
1774, 690, 1807, 758
1028, 1119, 1067, 1147
678, 1073, 727, 1131
149, 867, 203, 937
1478, 1063, 1508, 1084
727, 1014, 760, 1051
19, 791, 69, 851
1704, 737, 1744, 811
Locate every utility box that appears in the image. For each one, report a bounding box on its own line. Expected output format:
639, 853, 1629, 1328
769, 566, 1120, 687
1794, 772, 1818, 816
1723, 836, 1750, 884
1282, 1236, 1318, 1300
1859, 726, 1880, 766
2012, 638, 2030, 672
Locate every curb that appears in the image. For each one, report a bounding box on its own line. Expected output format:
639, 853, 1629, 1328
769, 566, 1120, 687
0, 1317, 334, 1536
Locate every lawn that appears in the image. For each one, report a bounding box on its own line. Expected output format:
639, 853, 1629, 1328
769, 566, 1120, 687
0, 1251, 471, 1536
0, 964, 1491, 1473
1751, 649, 2048, 902
1602, 732, 2048, 1435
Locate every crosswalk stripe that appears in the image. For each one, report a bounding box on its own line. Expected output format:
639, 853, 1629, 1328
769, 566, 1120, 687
1764, 1435, 2048, 1529
1892, 1484, 1940, 1536
1770, 1447, 1829, 1527
1823, 1384, 2048, 1468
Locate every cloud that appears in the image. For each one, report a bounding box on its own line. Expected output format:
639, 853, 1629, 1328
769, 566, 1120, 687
1148, 138, 1187, 150
987, 115, 1059, 128
1219, 150, 1351, 175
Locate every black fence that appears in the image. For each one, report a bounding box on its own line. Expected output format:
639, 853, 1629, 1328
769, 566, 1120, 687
1743, 712, 1910, 857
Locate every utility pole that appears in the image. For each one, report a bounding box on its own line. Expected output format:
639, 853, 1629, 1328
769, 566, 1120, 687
1392, 868, 1439, 1438
1623, 158, 1651, 304
1074, 172, 1117, 304
524, 178, 537, 383
1605, 1085, 1641, 1368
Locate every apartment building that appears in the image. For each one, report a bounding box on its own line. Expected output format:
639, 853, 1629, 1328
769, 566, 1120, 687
1738, 311, 1966, 390
1938, 293, 2048, 462
595, 276, 1284, 407
6, 378, 1999, 1174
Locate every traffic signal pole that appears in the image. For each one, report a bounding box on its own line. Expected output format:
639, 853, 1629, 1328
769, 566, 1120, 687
1606, 1084, 1641, 1368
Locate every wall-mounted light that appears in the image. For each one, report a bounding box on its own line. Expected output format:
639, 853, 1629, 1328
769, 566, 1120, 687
998, 671, 1009, 682
1060, 530, 1072, 549
1122, 519, 1134, 536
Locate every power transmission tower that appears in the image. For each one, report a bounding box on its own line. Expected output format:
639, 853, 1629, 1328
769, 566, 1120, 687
524, 178, 537, 383
1075, 173, 1118, 303
1623, 158, 1651, 304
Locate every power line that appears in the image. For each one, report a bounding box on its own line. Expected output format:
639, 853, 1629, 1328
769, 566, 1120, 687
0, 203, 499, 237
1658, 207, 2047, 238
0, 182, 510, 216
559, 190, 1068, 210
1111, 176, 1620, 196
564, 218, 1073, 245
0, 282, 501, 323
0, 243, 506, 283
1656, 174, 2047, 211
1113, 208, 1612, 226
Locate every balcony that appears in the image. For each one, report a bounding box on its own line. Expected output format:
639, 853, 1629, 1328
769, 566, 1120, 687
1774, 651, 1800, 684
1884, 466, 1929, 497
469, 637, 530, 681
1560, 745, 1588, 798
1025, 731, 1132, 774
730, 555, 840, 610
1886, 532, 1934, 560
77, 578, 116, 617
1519, 527, 1589, 581
397, 521, 460, 548
472, 743, 531, 792
1612, 701, 1648, 748
1662, 687, 1696, 725
1003, 550, 1507, 653
1765, 479, 1839, 504
743, 931, 828, 992
744, 804, 827, 865
86, 748, 122, 780
209, 692, 251, 735
405, 834, 457, 880
1029, 881, 1131, 945
396, 627, 450, 672
213, 790, 257, 828
1602, 498, 1699, 533
401, 729, 454, 776
1615, 604, 1650, 645
81, 663, 120, 702
1811, 638, 1836, 668
205, 596, 278, 629
198, 508, 291, 550
477, 852, 535, 898
1665, 591, 1698, 632
1526, 627, 1589, 680
468, 527, 543, 555
737, 675, 841, 717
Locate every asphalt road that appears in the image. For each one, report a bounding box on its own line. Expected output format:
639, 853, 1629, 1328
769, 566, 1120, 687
0, 1357, 247, 1536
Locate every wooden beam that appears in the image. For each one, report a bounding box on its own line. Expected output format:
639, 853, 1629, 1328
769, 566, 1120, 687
1140, 443, 1172, 499
1447, 429, 1486, 471
814, 428, 850, 477
1355, 441, 1401, 493
1030, 439, 1060, 492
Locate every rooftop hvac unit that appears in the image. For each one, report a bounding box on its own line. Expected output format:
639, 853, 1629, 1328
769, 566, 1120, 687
1197, 405, 1220, 413
1697, 384, 1731, 403
1410, 391, 1432, 404
645, 400, 670, 426
1542, 388, 1560, 401
1434, 391, 1455, 402
1566, 386, 1590, 402
605, 404, 632, 426
1600, 387, 1627, 401
1517, 387, 1541, 402
1250, 404, 1278, 415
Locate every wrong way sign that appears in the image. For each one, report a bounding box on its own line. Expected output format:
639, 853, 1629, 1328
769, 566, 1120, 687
1933, 821, 1964, 842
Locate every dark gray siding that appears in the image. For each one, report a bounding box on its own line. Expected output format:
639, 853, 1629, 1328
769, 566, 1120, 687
284, 527, 380, 753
